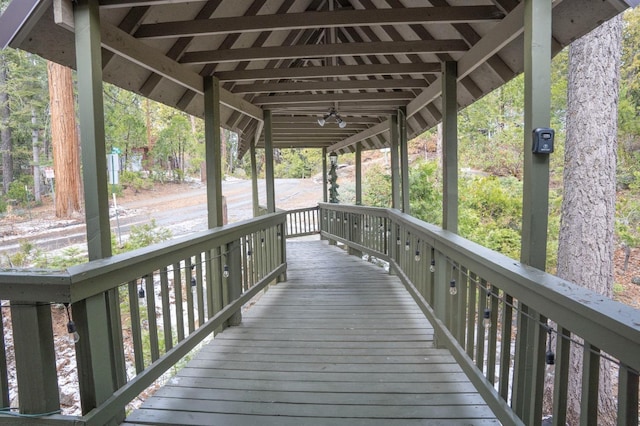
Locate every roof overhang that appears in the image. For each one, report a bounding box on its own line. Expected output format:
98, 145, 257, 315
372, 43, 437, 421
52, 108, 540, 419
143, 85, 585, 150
0, 0, 635, 157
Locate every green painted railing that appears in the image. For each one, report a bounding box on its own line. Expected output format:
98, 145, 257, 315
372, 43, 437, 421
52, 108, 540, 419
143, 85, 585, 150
319, 203, 640, 426
0, 213, 287, 425
284, 206, 320, 238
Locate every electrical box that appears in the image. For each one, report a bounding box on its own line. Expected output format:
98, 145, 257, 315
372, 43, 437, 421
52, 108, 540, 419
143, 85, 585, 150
532, 128, 555, 154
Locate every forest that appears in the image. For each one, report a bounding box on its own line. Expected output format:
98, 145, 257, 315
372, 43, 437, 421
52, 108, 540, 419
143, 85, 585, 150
0, 7, 639, 272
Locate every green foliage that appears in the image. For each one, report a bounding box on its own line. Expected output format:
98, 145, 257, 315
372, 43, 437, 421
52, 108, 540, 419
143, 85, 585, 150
34, 246, 87, 269
115, 219, 172, 254
363, 164, 392, 207
120, 171, 153, 192
152, 112, 197, 182
409, 160, 441, 225
458, 176, 523, 260
5, 240, 37, 267
275, 148, 322, 178
103, 83, 147, 170
616, 195, 640, 248
6, 177, 32, 205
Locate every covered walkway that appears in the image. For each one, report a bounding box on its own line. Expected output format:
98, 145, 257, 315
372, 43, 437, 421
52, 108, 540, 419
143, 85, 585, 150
124, 241, 497, 425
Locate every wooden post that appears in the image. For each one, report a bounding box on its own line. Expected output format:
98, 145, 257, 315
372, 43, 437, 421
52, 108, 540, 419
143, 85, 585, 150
322, 147, 328, 203
250, 144, 260, 217
264, 110, 276, 213
73, 0, 125, 417
399, 107, 410, 214
442, 61, 458, 234
204, 76, 223, 228
390, 113, 401, 210
10, 303, 59, 414
226, 241, 243, 326
514, 1, 552, 422
355, 143, 362, 205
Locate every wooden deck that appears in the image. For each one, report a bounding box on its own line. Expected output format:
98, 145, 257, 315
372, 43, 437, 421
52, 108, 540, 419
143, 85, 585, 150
124, 240, 498, 425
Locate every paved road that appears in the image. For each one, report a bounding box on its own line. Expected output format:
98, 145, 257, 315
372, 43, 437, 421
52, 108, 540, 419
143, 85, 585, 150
0, 178, 323, 256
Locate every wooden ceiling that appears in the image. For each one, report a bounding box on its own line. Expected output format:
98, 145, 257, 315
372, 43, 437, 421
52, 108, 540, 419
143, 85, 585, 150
0, 0, 635, 157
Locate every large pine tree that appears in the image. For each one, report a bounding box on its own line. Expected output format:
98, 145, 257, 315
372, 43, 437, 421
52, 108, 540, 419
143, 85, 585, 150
557, 14, 622, 425
47, 61, 82, 217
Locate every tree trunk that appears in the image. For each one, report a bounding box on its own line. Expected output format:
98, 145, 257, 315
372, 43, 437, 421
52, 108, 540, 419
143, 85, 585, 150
0, 53, 12, 195
47, 61, 82, 218
31, 109, 41, 203
557, 15, 622, 425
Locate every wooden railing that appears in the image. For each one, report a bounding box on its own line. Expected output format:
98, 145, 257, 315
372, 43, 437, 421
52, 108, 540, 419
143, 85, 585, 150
0, 213, 287, 425
319, 203, 640, 426
284, 206, 320, 238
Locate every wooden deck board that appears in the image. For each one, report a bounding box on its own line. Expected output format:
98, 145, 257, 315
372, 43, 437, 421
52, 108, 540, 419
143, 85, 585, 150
124, 240, 497, 425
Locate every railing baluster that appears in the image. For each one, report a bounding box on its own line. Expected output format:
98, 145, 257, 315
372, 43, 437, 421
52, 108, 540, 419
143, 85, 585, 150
172, 262, 185, 342
0, 315, 8, 409
617, 364, 639, 426
466, 272, 477, 359
145, 273, 160, 362
476, 279, 487, 370
128, 280, 145, 373
456, 266, 468, 346
499, 293, 513, 401
580, 343, 601, 426
160, 267, 172, 352
185, 257, 195, 334
487, 285, 499, 383
552, 326, 571, 426
195, 254, 205, 326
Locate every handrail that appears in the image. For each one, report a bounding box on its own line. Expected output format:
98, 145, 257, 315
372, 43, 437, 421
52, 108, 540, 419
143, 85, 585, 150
283, 206, 320, 238
0, 212, 288, 424
319, 202, 640, 425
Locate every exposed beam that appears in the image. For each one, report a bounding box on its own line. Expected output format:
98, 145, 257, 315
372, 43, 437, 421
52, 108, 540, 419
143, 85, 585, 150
180, 40, 469, 64
99, 0, 195, 8
98, 22, 263, 121
135, 6, 504, 39
272, 122, 369, 130
327, 119, 390, 152
253, 91, 414, 105
271, 115, 382, 124
215, 63, 440, 82
233, 78, 428, 94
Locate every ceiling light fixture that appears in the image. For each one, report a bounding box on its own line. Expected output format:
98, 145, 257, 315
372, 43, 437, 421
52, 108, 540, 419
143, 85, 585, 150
318, 108, 347, 128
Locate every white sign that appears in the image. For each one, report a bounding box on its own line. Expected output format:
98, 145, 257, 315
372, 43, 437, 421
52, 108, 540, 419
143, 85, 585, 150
44, 167, 55, 179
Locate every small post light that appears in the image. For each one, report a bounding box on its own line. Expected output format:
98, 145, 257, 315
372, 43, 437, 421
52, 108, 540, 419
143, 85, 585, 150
329, 152, 338, 166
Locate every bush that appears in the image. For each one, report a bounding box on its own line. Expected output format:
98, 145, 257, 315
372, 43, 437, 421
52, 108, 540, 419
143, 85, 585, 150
115, 219, 172, 253
7, 178, 32, 205
121, 170, 152, 192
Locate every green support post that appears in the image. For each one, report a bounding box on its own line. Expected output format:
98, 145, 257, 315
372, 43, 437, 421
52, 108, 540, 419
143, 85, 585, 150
442, 61, 458, 234
74, 0, 125, 418
10, 303, 59, 414
226, 240, 242, 327
264, 110, 276, 213
513, 0, 552, 422
355, 143, 362, 205
399, 107, 410, 214
250, 144, 260, 217
390, 113, 401, 210
322, 147, 328, 203
204, 76, 224, 228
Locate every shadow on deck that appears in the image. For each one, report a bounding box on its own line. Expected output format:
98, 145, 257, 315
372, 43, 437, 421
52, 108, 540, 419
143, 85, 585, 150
123, 240, 498, 425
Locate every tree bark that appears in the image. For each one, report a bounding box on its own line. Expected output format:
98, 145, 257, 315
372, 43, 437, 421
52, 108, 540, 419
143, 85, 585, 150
31, 109, 41, 202
47, 61, 82, 218
0, 53, 12, 195
557, 15, 622, 425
